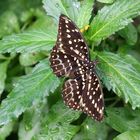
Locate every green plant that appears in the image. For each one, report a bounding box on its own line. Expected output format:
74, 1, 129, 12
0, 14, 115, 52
0, 0, 140, 139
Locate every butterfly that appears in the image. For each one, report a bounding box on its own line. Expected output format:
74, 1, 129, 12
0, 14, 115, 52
49, 14, 104, 121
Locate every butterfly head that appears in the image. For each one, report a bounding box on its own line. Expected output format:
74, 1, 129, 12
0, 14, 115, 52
90, 59, 99, 69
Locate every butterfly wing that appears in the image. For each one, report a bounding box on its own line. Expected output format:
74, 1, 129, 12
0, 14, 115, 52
82, 71, 104, 121
62, 77, 83, 111
50, 14, 89, 78
50, 45, 86, 78
57, 14, 89, 61
50, 45, 77, 77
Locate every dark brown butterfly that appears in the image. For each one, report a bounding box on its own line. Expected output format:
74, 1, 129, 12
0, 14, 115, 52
49, 14, 104, 121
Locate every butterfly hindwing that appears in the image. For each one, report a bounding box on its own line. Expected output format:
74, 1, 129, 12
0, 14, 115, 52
62, 77, 82, 111
82, 70, 104, 121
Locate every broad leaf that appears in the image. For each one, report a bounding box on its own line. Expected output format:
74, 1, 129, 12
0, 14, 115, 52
76, 0, 94, 28
0, 59, 60, 126
43, 0, 80, 21
35, 101, 81, 140
88, 0, 140, 43
106, 107, 140, 133
0, 29, 56, 53
43, 0, 93, 29
92, 52, 140, 109
114, 130, 140, 140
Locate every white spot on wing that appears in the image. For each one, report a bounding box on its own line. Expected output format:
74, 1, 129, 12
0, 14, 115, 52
88, 83, 91, 91
75, 50, 79, 54
67, 34, 71, 38
66, 29, 70, 33
94, 103, 97, 108
89, 95, 92, 100
69, 40, 72, 44
65, 20, 69, 24
99, 109, 102, 114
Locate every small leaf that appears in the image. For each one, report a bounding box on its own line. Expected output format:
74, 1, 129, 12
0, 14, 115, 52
0, 10, 19, 38
43, 0, 80, 21
88, 0, 140, 43
76, 0, 94, 28
114, 130, 140, 140
0, 60, 10, 96
92, 52, 140, 109
0, 29, 56, 53
0, 59, 60, 126
19, 52, 46, 66
106, 107, 140, 133
118, 23, 138, 45
35, 101, 80, 140
97, 0, 115, 4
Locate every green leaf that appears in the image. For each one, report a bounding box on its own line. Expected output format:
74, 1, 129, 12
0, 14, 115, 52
0, 122, 14, 140
97, 0, 115, 4
35, 101, 80, 140
73, 118, 109, 140
18, 105, 44, 140
92, 52, 140, 109
88, 0, 140, 43
43, 0, 80, 21
19, 52, 46, 66
0, 59, 60, 126
114, 130, 140, 140
0, 60, 10, 96
76, 0, 94, 28
106, 107, 140, 133
43, 0, 94, 29
0, 29, 56, 53
0, 0, 42, 20
123, 55, 140, 72
28, 14, 57, 31
19, 100, 80, 140
118, 23, 138, 45
0, 10, 19, 38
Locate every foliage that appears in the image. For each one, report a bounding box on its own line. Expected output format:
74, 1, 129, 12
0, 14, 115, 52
0, 0, 140, 139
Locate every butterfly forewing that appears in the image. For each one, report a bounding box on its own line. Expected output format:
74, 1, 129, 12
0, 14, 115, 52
50, 14, 89, 78
57, 14, 89, 61
82, 70, 104, 121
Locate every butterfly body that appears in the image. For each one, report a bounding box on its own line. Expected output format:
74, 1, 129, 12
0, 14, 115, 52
50, 14, 104, 121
